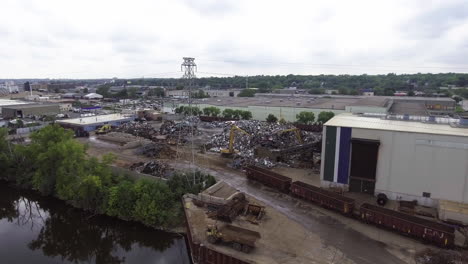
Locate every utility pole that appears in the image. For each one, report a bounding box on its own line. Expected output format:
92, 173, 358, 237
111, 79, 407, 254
181, 57, 197, 183
181, 57, 197, 113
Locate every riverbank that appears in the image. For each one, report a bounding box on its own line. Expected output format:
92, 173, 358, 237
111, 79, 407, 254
0, 182, 191, 264
0, 125, 216, 231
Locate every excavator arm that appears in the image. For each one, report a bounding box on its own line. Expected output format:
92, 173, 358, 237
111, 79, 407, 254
279, 128, 303, 144
221, 125, 250, 155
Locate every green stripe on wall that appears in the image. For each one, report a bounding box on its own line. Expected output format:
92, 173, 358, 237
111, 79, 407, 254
324, 126, 336, 181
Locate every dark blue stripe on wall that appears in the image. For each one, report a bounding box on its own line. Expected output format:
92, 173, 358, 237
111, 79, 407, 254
337, 127, 352, 184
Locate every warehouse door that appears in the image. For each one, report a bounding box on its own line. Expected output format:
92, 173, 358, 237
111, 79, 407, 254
349, 139, 379, 194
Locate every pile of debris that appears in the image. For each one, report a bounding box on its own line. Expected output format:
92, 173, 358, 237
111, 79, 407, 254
159, 119, 200, 141
129, 160, 173, 178
134, 143, 177, 159
206, 120, 322, 168
114, 122, 159, 140
414, 248, 468, 264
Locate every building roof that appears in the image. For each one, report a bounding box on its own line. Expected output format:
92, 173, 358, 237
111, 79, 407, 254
347, 97, 389, 107
56, 114, 133, 126
2, 103, 59, 110
84, 93, 103, 98
0, 99, 30, 107
325, 113, 468, 137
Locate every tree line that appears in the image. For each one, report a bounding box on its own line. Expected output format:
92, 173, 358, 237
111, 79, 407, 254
0, 125, 216, 229
266, 111, 335, 124
175, 106, 253, 120
102, 73, 468, 98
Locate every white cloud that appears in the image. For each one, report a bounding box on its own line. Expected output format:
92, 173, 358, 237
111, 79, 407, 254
0, 0, 467, 78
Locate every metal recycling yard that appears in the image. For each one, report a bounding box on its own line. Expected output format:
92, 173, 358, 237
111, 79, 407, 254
66, 110, 468, 264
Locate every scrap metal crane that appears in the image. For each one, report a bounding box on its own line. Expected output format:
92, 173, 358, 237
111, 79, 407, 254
221, 125, 250, 157
279, 128, 303, 144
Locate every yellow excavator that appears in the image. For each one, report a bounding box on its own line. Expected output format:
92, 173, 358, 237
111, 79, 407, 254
221, 125, 250, 157
279, 128, 303, 144
96, 124, 112, 135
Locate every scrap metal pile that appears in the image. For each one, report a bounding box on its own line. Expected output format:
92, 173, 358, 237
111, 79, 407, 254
134, 143, 177, 159
129, 160, 173, 178
159, 119, 200, 142
206, 120, 322, 168
113, 117, 200, 144
114, 122, 158, 140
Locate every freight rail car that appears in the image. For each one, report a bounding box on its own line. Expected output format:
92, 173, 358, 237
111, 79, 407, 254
244, 166, 292, 193
360, 203, 455, 248
290, 181, 355, 214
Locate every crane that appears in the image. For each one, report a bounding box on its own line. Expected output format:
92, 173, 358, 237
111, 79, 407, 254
279, 128, 303, 144
221, 125, 250, 157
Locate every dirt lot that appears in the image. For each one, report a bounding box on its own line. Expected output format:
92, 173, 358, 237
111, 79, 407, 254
79, 136, 432, 264
185, 194, 356, 264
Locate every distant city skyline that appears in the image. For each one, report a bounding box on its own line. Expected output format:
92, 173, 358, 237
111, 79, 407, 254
1, 0, 468, 79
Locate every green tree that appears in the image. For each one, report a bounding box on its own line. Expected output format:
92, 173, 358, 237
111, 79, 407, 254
176, 85, 184, 90
266, 114, 278, 123
203, 106, 221, 117
272, 84, 283, 90
232, 110, 242, 119
96, 84, 111, 98
296, 111, 315, 125
408, 90, 415, 96
317, 111, 335, 123
237, 89, 256, 97
148, 88, 165, 97
222, 109, 235, 119
83, 88, 89, 94
240, 111, 252, 120
338, 87, 349, 95
192, 90, 210, 98
0, 128, 13, 180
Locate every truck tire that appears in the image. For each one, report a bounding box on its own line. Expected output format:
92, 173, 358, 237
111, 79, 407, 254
232, 242, 242, 251
377, 193, 388, 206
207, 236, 217, 244
241, 245, 252, 253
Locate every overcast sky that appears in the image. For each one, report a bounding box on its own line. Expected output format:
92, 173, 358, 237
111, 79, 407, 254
1, 0, 468, 79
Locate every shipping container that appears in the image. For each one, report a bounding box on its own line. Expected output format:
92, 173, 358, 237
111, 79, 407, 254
290, 181, 355, 214
244, 166, 292, 193
360, 203, 455, 248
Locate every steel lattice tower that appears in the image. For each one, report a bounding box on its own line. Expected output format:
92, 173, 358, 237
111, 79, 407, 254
181, 57, 197, 79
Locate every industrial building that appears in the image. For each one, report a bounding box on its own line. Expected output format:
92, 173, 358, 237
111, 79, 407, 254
1, 104, 61, 118
320, 114, 468, 214
56, 113, 134, 133
178, 96, 456, 122
0, 99, 30, 114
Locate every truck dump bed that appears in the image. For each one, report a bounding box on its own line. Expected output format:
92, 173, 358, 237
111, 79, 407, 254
221, 224, 261, 247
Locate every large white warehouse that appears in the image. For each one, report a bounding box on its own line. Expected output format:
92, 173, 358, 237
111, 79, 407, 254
320, 114, 468, 210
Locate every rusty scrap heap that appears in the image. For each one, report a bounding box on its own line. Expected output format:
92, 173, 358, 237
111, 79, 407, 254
129, 160, 173, 178
206, 120, 322, 168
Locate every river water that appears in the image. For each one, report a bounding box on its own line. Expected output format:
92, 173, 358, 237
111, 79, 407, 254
0, 182, 191, 264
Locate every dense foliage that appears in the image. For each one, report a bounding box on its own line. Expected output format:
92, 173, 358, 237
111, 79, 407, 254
0, 126, 216, 229
237, 89, 257, 97
175, 106, 202, 116
106, 73, 468, 97
266, 114, 278, 123
317, 111, 335, 123
222, 109, 252, 120
203, 106, 221, 117
191, 90, 210, 98
296, 111, 315, 124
